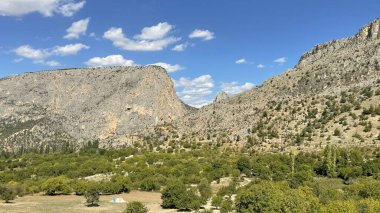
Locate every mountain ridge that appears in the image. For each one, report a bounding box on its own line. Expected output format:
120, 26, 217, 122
1, 18, 380, 153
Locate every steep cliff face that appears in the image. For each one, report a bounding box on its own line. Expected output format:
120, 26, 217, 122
172, 18, 380, 149
0, 66, 191, 152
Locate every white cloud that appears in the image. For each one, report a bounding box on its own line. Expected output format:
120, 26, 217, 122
174, 75, 215, 108
189, 29, 215, 41
58, 1, 85, 17
150, 62, 184, 73
274, 57, 287, 64
257, 64, 265, 69
64, 18, 90, 39
235, 58, 247, 64
172, 42, 189, 52
104, 23, 180, 51
14, 45, 50, 60
52, 43, 89, 56
220, 82, 254, 95
0, 0, 85, 17
134, 22, 173, 40
85, 55, 136, 67
14, 43, 89, 65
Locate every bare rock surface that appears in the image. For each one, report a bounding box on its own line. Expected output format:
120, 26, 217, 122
0, 66, 191, 152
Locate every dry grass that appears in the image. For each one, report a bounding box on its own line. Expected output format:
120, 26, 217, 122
0, 191, 178, 213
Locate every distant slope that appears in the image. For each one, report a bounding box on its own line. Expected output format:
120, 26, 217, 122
0, 66, 192, 152
170, 18, 380, 151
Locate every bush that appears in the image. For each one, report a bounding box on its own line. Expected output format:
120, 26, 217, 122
161, 180, 201, 210
235, 181, 320, 212
211, 195, 223, 208
161, 180, 186, 209
198, 178, 212, 204
139, 178, 160, 191
84, 189, 99, 207
42, 176, 72, 195
220, 198, 233, 213
0, 185, 17, 203
124, 201, 148, 213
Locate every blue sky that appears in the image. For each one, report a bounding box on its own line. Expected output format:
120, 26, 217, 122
0, 0, 379, 107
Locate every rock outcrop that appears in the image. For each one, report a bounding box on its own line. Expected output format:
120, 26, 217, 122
214, 91, 229, 103
0, 66, 191, 152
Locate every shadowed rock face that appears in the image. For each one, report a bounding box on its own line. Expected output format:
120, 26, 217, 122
0, 66, 191, 152
173, 18, 380, 139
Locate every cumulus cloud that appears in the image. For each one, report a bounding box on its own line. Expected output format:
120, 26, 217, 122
104, 22, 180, 51
274, 57, 287, 64
134, 22, 173, 40
85, 55, 136, 67
220, 82, 254, 95
235, 58, 247, 64
257, 64, 265, 69
14, 43, 89, 66
150, 62, 184, 73
172, 42, 189, 52
52, 43, 89, 55
64, 18, 90, 39
0, 0, 85, 17
14, 45, 50, 60
174, 75, 215, 108
189, 29, 215, 41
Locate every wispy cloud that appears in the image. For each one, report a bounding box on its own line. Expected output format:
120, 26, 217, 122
257, 64, 265, 69
64, 18, 90, 39
189, 29, 215, 41
172, 42, 190, 52
274, 57, 287, 64
235, 58, 247, 64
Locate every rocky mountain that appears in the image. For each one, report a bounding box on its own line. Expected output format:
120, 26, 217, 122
166, 18, 380, 152
1, 18, 380, 153
0, 66, 191, 152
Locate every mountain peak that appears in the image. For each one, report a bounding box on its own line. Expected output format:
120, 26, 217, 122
214, 91, 229, 102
356, 18, 380, 40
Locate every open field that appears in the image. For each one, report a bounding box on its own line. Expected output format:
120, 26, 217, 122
0, 191, 178, 213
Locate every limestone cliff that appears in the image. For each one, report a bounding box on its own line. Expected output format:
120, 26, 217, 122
0, 66, 191, 152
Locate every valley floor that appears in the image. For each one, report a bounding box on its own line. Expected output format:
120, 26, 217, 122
0, 191, 177, 213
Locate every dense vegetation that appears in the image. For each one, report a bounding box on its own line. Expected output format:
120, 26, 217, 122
0, 144, 379, 212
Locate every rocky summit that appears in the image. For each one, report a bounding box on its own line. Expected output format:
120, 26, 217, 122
0, 66, 191, 152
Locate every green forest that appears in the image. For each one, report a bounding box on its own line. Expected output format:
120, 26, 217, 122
0, 144, 380, 212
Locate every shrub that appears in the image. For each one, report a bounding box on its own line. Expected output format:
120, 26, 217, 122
124, 201, 148, 213
42, 176, 72, 195
161, 180, 201, 210
84, 189, 99, 207
0, 185, 17, 203
235, 181, 320, 212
